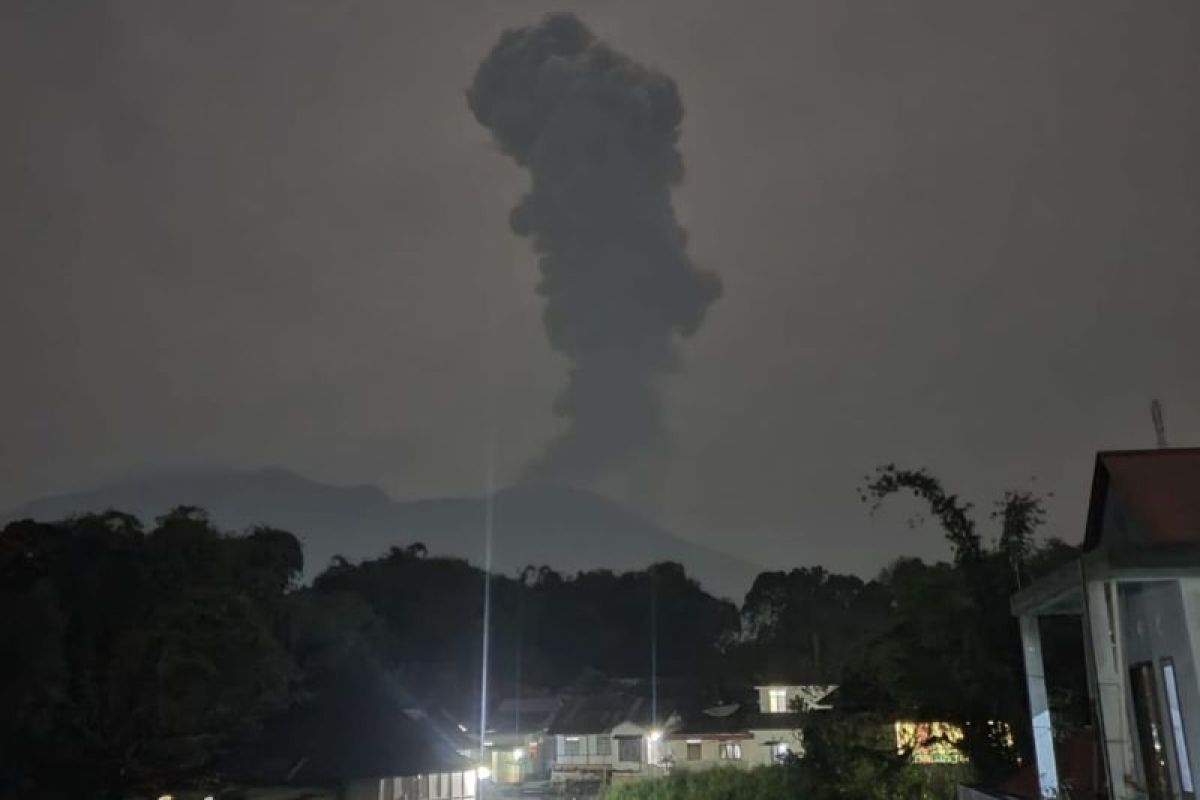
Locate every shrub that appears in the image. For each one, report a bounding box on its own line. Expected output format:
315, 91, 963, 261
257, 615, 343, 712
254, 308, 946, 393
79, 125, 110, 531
603, 766, 804, 800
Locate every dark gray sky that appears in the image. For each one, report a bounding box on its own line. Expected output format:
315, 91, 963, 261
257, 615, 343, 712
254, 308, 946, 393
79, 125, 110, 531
4, 0, 1198, 576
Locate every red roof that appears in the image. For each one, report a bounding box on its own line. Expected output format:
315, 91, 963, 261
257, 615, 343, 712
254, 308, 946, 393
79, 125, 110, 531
1084, 448, 1200, 550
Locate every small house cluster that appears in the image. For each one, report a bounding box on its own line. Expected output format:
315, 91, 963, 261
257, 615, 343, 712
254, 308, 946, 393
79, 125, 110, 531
479, 683, 834, 786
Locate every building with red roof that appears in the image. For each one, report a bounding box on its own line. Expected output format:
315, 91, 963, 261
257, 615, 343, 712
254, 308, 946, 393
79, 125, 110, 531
1012, 449, 1200, 800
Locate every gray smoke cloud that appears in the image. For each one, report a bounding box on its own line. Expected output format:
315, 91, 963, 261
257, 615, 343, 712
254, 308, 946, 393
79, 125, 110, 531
468, 13, 722, 482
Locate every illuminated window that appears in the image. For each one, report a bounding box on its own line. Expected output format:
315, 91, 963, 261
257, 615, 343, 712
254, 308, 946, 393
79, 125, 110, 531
686, 741, 702, 761
1162, 660, 1195, 795
894, 721, 967, 765
768, 689, 789, 713
718, 741, 742, 760
596, 735, 611, 756
564, 737, 581, 756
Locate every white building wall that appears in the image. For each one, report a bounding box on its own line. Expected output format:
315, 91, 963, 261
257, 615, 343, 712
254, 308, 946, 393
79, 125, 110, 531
666, 738, 749, 771
1168, 578, 1200, 791
755, 686, 836, 714
1121, 578, 1200, 795
611, 721, 651, 773
666, 730, 798, 771
749, 728, 803, 764
553, 734, 612, 767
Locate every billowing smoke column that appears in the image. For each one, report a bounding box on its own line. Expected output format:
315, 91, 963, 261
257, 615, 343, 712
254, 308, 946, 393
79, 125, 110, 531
468, 13, 722, 481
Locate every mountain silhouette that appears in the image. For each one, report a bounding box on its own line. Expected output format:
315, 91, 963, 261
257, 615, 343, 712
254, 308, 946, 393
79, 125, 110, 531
3, 467, 759, 600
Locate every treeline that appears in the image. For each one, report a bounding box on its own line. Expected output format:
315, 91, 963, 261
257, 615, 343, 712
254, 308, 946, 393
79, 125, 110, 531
0, 466, 1087, 796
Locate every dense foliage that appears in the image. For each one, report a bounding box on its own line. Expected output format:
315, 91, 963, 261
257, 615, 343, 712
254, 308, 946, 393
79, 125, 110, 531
851, 465, 1083, 781
602, 758, 967, 800
0, 509, 301, 798
306, 549, 741, 716
738, 566, 892, 682
1, 465, 1090, 796
602, 766, 807, 800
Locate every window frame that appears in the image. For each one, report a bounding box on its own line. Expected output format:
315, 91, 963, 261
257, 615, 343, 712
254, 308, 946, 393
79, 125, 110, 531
1162, 658, 1196, 798
1130, 660, 1174, 800
718, 740, 743, 760
616, 736, 642, 763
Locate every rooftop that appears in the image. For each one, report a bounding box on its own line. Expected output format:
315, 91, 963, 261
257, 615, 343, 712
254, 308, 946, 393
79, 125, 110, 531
1084, 448, 1200, 550
220, 673, 472, 786
546, 693, 675, 735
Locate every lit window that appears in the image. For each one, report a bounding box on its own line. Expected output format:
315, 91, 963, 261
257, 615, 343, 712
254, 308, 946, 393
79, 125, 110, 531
894, 721, 967, 765
564, 737, 581, 756
1163, 660, 1195, 794
768, 689, 788, 713
719, 741, 742, 760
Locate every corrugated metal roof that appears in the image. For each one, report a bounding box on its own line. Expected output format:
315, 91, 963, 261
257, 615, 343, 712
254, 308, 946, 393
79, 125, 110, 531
668, 704, 807, 737
221, 674, 472, 785
1084, 448, 1200, 550
488, 697, 563, 735
546, 693, 674, 735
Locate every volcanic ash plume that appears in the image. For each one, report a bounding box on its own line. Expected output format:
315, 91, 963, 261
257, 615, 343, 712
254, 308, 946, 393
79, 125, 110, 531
468, 13, 722, 482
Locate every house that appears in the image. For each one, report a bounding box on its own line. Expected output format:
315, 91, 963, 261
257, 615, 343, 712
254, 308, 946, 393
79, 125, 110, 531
164, 674, 482, 800
663, 684, 831, 771
1012, 448, 1200, 800
482, 695, 562, 783
755, 684, 838, 714
665, 705, 806, 770
545, 693, 679, 784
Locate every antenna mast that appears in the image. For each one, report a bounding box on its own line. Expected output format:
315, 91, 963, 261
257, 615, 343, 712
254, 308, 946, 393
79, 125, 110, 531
1151, 399, 1168, 448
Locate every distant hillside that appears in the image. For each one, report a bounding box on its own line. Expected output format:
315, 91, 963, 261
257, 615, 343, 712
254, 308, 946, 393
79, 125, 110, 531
3, 468, 760, 600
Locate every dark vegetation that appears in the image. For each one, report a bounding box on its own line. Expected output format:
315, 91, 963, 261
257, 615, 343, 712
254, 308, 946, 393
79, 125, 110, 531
0, 466, 1086, 798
